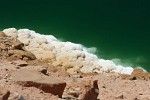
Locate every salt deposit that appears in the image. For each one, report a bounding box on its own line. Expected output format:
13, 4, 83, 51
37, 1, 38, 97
3, 28, 133, 74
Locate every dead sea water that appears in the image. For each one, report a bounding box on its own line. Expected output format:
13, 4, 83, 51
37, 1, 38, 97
0, 0, 150, 71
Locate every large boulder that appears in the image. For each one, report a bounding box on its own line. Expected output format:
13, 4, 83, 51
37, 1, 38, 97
11, 69, 66, 97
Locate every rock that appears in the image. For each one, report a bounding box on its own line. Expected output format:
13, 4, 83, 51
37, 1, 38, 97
0, 32, 6, 37
0, 37, 23, 50
71, 74, 83, 78
0, 86, 10, 100
8, 50, 36, 60
11, 69, 66, 97
65, 80, 99, 100
12, 60, 28, 67
81, 80, 99, 100
115, 94, 124, 99
0, 35, 36, 60
9, 93, 26, 100
57, 68, 70, 77
130, 68, 150, 80
11, 39, 24, 50
132, 68, 144, 74
40, 68, 48, 75
18, 95, 26, 100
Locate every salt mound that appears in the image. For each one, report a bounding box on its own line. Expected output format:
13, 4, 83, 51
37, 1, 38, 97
3, 28, 133, 74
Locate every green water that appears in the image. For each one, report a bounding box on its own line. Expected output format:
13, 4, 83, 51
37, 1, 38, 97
0, 0, 150, 71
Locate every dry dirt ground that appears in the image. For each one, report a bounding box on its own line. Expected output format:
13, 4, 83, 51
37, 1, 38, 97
0, 31, 150, 100
0, 59, 150, 100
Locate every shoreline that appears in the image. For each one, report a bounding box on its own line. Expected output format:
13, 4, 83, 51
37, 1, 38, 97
2, 28, 134, 75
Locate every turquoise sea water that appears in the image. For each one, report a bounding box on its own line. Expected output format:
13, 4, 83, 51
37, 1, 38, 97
0, 0, 150, 71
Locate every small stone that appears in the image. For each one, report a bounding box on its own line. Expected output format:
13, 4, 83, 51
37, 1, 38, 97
0, 86, 10, 100
18, 95, 26, 100
115, 94, 124, 99
68, 90, 79, 97
102, 86, 106, 88
12, 60, 28, 67
72, 74, 83, 78
40, 68, 48, 75
139, 93, 143, 95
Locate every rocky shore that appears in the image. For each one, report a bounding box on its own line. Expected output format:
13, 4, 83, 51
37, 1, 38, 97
0, 30, 150, 100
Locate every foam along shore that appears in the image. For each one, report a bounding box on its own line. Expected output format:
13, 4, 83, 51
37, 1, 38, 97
3, 28, 133, 74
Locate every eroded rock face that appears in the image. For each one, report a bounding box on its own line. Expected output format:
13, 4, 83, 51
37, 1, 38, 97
11, 60, 28, 67
0, 35, 36, 60
8, 50, 36, 60
130, 68, 150, 80
11, 69, 66, 98
64, 80, 99, 100
0, 31, 6, 37
0, 86, 10, 100
120, 68, 150, 81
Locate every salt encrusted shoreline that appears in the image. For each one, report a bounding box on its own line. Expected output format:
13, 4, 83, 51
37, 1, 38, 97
0, 30, 150, 100
3, 28, 133, 75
